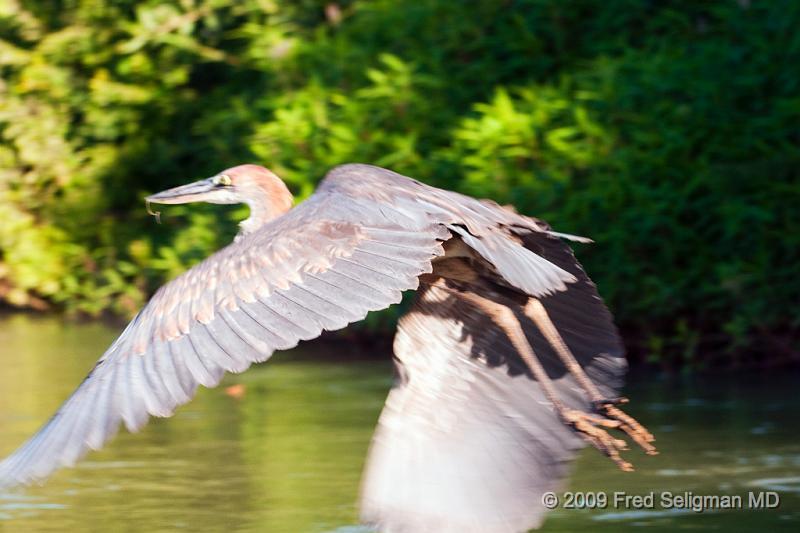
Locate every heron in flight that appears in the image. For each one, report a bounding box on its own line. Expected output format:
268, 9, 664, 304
0, 164, 655, 532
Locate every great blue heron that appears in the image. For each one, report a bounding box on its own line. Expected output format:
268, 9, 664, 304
0, 163, 655, 532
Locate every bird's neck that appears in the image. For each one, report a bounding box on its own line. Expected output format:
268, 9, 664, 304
237, 182, 294, 236
238, 207, 269, 235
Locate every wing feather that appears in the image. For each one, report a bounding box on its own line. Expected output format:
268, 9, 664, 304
284, 284, 355, 329
137, 351, 172, 416
301, 275, 371, 316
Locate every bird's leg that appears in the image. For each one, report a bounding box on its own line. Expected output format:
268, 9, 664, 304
525, 298, 657, 456
451, 290, 635, 471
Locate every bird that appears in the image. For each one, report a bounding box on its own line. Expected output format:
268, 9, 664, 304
0, 163, 656, 532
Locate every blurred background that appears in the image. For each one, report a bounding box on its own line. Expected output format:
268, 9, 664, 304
1, 2, 800, 531
0, 0, 798, 369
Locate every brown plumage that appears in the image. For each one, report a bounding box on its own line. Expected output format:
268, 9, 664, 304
0, 163, 655, 532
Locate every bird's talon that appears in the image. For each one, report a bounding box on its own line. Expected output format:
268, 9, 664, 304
618, 460, 635, 472
563, 408, 634, 469
599, 404, 658, 455
563, 402, 657, 471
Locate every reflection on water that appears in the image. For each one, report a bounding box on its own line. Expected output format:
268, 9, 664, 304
0, 315, 798, 532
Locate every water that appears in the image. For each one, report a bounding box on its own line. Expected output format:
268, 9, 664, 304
0, 314, 798, 532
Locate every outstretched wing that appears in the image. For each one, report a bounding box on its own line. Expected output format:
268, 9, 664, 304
360, 232, 626, 533
0, 187, 448, 489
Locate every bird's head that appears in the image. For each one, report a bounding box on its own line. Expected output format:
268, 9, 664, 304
146, 164, 294, 233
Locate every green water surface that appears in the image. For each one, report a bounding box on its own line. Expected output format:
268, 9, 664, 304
0, 315, 798, 532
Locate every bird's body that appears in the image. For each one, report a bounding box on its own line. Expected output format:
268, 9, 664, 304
0, 163, 655, 532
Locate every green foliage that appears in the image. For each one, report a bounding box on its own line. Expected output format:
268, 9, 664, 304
0, 0, 798, 367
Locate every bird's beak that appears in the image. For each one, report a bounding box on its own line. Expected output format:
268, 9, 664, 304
145, 178, 218, 205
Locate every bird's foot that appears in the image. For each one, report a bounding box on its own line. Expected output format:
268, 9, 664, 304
595, 401, 658, 457
561, 408, 634, 471
562, 401, 657, 471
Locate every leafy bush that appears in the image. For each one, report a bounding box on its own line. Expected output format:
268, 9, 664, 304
0, 0, 797, 368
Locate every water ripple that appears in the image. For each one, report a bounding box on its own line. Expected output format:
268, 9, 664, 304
749, 476, 800, 493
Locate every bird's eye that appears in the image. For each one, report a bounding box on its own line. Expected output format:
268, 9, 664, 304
215, 174, 232, 187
